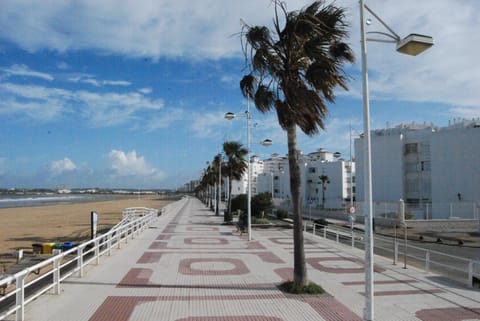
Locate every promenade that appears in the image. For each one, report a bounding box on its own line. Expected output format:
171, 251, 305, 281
19, 197, 480, 321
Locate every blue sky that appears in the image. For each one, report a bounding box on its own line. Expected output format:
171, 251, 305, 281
0, 0, 478, 189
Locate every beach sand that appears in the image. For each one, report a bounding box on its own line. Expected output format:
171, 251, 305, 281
0, 196, 174, 262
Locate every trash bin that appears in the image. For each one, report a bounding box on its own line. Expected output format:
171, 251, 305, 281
53, 243, 63, 250
62, 242, 74, 251
42, 242, 55, 254
32, 243, 43, 254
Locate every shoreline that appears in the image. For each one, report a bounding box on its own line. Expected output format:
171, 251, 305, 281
0, 195, 174, 272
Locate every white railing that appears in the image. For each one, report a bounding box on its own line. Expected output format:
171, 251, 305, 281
0, 207, 158, 321
306, 222, 480, 288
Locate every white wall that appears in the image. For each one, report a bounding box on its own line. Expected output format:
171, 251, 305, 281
355, 131, 404, 204
430, 126, 480, 218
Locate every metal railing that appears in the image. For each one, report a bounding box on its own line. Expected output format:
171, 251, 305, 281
305, 222, 480, 288
0, 207, 159, 321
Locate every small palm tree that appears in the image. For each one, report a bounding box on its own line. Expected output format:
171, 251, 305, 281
240, 0, 354, 287
223, 141, 248, 222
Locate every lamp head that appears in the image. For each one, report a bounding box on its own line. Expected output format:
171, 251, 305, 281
261, 139, 273, 147
224, 112, 236, 120
396, 33, 433, 56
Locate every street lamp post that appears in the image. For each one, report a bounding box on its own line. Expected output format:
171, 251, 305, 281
359, 1, 433, 320
225, 106, 272, 241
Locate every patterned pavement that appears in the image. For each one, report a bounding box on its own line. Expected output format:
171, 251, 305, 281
20, 197, 480, 321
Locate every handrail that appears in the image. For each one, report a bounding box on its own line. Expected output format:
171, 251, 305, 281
308, 222, 480, 288
0, 206, 159, 321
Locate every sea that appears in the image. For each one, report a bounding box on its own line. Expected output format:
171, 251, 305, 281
0, 193, 117, 209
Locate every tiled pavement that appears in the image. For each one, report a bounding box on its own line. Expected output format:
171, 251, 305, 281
21, 197, 480, 321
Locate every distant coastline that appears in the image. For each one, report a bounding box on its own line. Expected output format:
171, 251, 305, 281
0, 194, 117, 209
0, 188, 172, 209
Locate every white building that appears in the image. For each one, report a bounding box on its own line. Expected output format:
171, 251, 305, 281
256, 150, 354, 209
355, 119, 480, 219
230, 155, 264, 197
304, 149, 354, 209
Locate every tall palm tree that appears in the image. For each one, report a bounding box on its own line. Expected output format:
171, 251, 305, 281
223, 141, 248, 222
212, 154, 224, 216
240, 0, 354, 287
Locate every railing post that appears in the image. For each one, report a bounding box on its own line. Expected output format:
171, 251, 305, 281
304, 221, 307, 232
95, 239, 100, 265
323, 227, 326, 238
77, 246, 84, 277
117, 230, 122, 249
394, 242, 398, 265
313, 224, 316, 235
107, 233, 112, 256
425, 250, 430, 273
336, 232, 339, 243
468, 261, 474, 288
351, 229, 355, 248
15, 272, 26, 321
53, 256, 61, 294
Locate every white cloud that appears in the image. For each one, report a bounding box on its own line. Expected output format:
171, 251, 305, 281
0, 82, 164, 126
68, 74, 131, 87
0, 0, 310, 59
2, 64, 54, 81
50, 158, 77, 176
146, 108, 184, 131
57, 62, 69, 70
139, 87, 152, 94
1, 0, 478, 110
108, 149, 164, 179
103, 80, 131, 86
190, 111, 229, 139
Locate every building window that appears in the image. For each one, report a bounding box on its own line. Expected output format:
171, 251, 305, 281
404, 143, 418, 155
308, 167, 316, 173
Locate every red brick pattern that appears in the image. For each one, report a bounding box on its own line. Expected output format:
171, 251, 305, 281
176, 317, 284, 321
303, 296, 363, 321
342, 279, 418, 286
416, 307, 480, 321
274, 267, 293, 281
117, 268, 153, 287
360, 289, 445, 296
184, 237, 228, 245
178, 258, 250, 276
137, 252, 162, 264
306, 256, 386, 273
187, 227, 219, 232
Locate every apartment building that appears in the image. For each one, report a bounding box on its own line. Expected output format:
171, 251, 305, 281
354, 119, 480, 219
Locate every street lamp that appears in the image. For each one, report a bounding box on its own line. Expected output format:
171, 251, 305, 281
359, 2, 433, 320
224, 108, 271, 241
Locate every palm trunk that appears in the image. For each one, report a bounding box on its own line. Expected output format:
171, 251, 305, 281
287, 124, 307, 287
226, 176, 233, 222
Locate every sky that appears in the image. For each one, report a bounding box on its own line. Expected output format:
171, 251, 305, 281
0, 0, 478, 190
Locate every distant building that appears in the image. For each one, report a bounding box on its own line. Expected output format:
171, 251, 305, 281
256, 149, 354, 209
355, 119, 480, 219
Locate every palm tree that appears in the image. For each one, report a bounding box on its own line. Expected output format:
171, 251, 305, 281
212, 154, 224, 216
240, 0, 354, 287
223, 141, 248, 222
198, 163, 216, 209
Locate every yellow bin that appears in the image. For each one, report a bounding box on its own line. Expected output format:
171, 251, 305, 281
42, 242, 56, 254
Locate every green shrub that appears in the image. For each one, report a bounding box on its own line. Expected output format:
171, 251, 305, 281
278, 281, 325, 294
252, 192, 273, 218
276, 209, 288, 219
314, 217, 328, 226
252, 217, 270, 224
